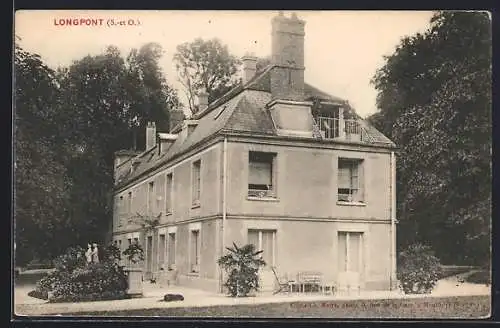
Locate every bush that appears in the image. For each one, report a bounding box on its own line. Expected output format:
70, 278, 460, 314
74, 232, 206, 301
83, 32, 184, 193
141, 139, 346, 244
52, 246, 87, 272
397, 243, 442, 294
30, 244, 128, 303
218, 243, 266, 297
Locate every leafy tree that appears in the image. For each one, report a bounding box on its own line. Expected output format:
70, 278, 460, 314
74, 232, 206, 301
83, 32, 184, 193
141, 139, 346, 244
173, 38, 240, 114
15, 42, 180, 265
126, 42, 181, 147
369, 11, 491, 265
14, 43, 72, 264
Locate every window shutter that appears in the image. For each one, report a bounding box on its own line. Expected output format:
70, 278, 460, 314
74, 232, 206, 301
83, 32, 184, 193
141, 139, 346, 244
338, 165, 351, 189
356, 161, 364, 202
249, 161, 272, 186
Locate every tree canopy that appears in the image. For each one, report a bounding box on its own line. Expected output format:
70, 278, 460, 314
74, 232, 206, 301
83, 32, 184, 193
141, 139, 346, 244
369, 11, 491, 265
14, 42, 180, 265
173, 38, 240, 115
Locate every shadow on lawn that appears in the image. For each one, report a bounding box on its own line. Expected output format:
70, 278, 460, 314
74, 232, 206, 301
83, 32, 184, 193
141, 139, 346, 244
62, 295, 490, 319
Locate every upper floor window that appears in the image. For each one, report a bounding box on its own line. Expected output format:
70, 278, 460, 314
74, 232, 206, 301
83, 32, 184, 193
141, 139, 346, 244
148, 181, 155, 213
127, 191, 132, 214
166, 173, 173, 214
338, 158, 364, 203
118, 195, 124, 226
192, 160, 201, 206
248, 151, 277, 198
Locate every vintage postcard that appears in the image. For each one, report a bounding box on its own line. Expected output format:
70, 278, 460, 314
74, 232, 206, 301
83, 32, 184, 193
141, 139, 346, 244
13, 10, 492, 319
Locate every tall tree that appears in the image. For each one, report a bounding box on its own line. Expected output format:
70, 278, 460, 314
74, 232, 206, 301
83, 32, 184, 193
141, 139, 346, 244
126, 42, 181, 147
14, 43, 72, 264
369, 11, 491, 265
15, 42, 180, 264
173, 38, 240, 115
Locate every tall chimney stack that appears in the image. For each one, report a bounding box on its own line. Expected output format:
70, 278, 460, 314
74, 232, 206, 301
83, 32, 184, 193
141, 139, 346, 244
270, 12, 306, 101
241, 53, 258, 84
146, 121, 156, 150
266, 12, 313, 138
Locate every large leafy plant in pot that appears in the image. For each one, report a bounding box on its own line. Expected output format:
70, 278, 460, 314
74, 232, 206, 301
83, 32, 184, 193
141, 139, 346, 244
218, 243, 266, 297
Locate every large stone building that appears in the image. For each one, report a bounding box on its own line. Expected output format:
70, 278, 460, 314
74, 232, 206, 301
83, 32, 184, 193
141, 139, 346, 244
112, 12, 398, 293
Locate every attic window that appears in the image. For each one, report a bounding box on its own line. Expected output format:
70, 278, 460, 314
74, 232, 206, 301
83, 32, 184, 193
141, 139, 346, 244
214, 105, 227, 120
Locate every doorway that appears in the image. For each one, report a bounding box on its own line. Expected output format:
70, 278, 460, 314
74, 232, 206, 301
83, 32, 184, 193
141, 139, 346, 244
248, 229, 276, 292
337, 231, 364, 289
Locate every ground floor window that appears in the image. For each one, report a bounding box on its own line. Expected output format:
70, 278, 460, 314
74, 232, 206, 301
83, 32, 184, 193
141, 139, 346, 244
247, 229, 276, 267
158, 233, 166, 270
146, 235, 153, 273
338, 231, 364, 273
167, 232, 176, 269
190, 229, 201, 273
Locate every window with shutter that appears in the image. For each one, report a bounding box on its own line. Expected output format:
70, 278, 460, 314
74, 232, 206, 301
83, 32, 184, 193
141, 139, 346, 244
338, 158, 364, 203
248, 152, 277, 198
192, 160, 201, 206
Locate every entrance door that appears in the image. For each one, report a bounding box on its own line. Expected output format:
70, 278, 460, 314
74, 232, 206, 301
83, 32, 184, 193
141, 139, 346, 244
248, 229, 276, 292
337, 231, 363, 290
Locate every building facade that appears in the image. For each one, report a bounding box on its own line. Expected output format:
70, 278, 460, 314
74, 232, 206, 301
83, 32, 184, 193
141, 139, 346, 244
111, 12, 397, 293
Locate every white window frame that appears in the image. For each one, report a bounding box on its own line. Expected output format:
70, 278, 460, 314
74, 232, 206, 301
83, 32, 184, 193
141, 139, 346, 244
165, 172, 173, 215
191, 160, 201, 207
188, 223, 202, 274
147, 181, 155, 213
247, 229, 276, 267
166, 226, 177, 269
247, 151, 278, 199
338, 158, 364, 203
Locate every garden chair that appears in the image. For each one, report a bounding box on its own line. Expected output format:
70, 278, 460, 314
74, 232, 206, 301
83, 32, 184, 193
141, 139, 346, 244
321, 275, 336, 295
297, 271, 323, 294
271, 267, 296, 295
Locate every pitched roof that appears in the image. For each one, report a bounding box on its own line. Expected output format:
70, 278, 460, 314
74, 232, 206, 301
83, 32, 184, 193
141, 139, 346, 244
115, 65, 395, 189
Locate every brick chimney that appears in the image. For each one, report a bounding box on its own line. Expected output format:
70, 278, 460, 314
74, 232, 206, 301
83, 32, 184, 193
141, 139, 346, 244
270, 11, 306, 101
241, 53, 258, 84
146, 121, 156, 150
267, 12, 313, 138
196, 89, 209, 112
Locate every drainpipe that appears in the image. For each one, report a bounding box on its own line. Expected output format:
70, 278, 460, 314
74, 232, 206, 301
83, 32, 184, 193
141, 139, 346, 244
220, 137, 228, 293
389, 151, 397, 290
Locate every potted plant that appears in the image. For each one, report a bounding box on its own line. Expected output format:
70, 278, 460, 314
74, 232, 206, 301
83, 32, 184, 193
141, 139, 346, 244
122, 242, 145, 298
218, 243, 266, 297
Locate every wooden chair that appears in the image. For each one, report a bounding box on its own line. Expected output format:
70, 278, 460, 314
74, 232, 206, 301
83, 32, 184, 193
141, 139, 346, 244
297, 271, 323, 293
271, 267, 296, 295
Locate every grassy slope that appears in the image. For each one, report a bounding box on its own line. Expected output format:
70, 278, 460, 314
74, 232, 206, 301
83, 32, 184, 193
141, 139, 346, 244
65, 295, 490, 318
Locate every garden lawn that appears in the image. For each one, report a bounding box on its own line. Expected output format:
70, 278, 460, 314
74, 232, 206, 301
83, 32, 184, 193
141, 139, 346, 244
66, 295, 490, 318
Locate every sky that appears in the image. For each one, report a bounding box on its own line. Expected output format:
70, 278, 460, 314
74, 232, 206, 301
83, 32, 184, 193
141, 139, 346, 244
15, 10, 434, 118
